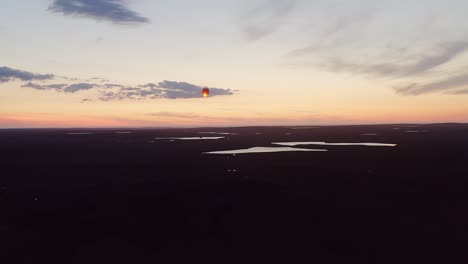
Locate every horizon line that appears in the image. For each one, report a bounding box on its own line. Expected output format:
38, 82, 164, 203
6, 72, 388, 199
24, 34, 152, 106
0, 122, 466, 130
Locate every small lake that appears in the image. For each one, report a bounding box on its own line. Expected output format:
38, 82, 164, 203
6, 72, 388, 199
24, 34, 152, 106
199, 132, 237, 135
273, 142, 397, 147
204, 147, 327, 154
155, 137, 225, 140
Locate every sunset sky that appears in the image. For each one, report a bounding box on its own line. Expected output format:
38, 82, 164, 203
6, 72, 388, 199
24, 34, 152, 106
1, 0, 468, 128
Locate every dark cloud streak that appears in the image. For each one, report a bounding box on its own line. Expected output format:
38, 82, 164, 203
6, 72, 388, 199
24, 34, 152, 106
48, 0, 150, 25
63, 83, 96, 93
0, 66, 54, 83
22, 82, 65, 91
22, 82, 96, 93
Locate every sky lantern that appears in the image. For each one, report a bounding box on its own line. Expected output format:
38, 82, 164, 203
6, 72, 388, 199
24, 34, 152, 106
202, 87, 210, 98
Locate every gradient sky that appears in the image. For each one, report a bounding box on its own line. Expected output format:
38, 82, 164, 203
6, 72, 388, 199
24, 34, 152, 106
1, 0, 468, 128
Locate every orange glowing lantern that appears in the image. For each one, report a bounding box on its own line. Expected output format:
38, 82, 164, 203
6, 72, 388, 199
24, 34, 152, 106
202, 87, 210, 98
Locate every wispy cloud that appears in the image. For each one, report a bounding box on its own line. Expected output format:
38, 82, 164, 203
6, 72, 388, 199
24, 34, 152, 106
447, 89, 468, 95
48, 0, 150, 25
278, 1, 468, 96
321, 42, 468, 78
395, 73, 468, 95
147, 112, 201, 119
0, 66, 54, 83
22, 82, 96, 93
22, 82, 66, 91
290, 10, 375, 56
240, 0, 296, 41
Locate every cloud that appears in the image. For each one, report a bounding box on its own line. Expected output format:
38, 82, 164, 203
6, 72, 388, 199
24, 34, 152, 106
395, 73, 468, 95
48, 0, 150, 25
241, 0, 296, 41
157, 80, 209, 99
290, 11, 375, 56
8, 64, 235, 100
21, 80, 233, 101
46, 84, 68, 89
322, 42, 468, 77
97, 86, 160, 101
157, 80, 234, 99
278, 1, 468, 96
447, 89, 468, 95
99, 81, 234, 101
286, 40, 468, 96
88, 77, 109, 82
141, 83, 157, 88
147, 112, 201, 119
0, 66, 54, 83
103, 83, 125, 88
22, 82, 66, 90
22, 82, 96, 93
63, 83, 96, 93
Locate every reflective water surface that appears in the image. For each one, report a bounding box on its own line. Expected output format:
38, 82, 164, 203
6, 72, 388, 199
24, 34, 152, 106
273, 142, 397, 147
199, 132, 237, 135
290, 127, 320, 130
204, 147, 328, 154
155, 137, 225, 140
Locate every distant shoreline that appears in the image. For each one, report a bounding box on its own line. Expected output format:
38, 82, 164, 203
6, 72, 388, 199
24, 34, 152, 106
0, 122, 466, 130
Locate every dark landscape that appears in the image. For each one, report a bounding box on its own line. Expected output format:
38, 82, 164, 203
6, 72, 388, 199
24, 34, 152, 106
2, 124, 468, 263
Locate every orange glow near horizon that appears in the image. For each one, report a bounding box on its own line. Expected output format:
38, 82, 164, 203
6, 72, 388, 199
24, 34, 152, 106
1, 109, 467, 129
